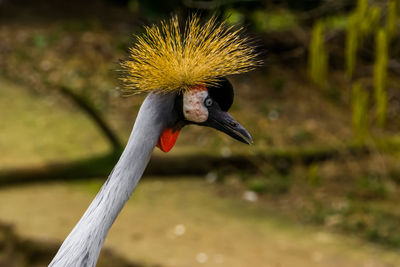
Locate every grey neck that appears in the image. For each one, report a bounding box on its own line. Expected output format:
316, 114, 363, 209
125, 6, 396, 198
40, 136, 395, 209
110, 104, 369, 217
49, 93, 176, 267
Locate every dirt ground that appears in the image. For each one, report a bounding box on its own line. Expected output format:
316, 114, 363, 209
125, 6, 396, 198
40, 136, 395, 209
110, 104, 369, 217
0, 179, 399, 267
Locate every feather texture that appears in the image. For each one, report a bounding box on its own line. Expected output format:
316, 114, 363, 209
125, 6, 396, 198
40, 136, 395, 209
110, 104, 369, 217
120, 15, 260, 94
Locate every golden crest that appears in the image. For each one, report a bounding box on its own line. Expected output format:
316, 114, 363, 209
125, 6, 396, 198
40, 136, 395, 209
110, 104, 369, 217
120, 15, 260, 94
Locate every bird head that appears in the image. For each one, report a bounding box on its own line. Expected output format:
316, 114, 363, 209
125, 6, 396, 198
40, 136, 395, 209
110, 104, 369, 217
120, 15, 260, 152
156, 77, 252, 152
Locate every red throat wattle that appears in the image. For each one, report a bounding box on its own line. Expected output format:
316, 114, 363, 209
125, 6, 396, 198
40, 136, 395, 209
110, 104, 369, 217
157, 128, 180, 152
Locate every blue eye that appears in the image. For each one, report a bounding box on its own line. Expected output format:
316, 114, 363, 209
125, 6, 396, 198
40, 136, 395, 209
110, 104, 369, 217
204, 97, 213, 107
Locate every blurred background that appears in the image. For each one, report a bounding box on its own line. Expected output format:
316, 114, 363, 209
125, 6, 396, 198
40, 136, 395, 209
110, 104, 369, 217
0, 0, 400, 266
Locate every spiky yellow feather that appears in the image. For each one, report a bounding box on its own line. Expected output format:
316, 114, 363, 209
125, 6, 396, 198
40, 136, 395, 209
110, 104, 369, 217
120, 15, 260, 94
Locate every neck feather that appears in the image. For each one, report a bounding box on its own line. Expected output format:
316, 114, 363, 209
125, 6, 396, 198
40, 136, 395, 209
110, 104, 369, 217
50, 93, 176, 267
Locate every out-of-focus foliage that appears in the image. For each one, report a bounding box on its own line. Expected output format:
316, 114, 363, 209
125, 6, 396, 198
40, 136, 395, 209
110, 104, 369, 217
345, 1, 381, 79
251, 9, 298, 31
323, 15, 348, 30
351, 82, 369, 145
308, 21, 328, 88
309, 0, 400, 138
386, 0, 398, 39
374, 28, 388, 128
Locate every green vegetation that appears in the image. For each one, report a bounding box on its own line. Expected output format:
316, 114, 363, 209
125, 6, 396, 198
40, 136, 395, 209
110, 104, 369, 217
251, 9, 298, 32
309, 0, 399, 138
374, 28, 389, 127
345, 1, 381, 79
308, 21, 328, 88
386, 0, 398, 39
247, 174, 292, 195
351, 82, 369, 145
345, 14, 359, 79
307, 164, 321, 187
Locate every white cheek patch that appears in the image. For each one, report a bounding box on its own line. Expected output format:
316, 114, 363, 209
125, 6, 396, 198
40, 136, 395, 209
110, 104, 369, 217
183, 88, 209, 123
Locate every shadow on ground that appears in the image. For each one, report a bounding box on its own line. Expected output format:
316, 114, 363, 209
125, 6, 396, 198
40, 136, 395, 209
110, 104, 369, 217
0, 221, 152, 267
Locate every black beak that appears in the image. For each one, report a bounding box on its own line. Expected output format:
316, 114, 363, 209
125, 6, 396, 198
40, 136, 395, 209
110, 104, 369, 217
204, 109, 253, 145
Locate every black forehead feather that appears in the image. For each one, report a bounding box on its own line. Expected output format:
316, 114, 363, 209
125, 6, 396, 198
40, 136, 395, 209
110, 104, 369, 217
207, 77, 234, 111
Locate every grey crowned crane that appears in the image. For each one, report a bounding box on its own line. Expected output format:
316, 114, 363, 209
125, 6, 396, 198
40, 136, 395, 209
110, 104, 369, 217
49, 15, 260, 266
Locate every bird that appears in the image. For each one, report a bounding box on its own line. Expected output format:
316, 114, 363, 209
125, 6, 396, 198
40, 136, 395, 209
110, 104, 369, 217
49, 15, 260, 266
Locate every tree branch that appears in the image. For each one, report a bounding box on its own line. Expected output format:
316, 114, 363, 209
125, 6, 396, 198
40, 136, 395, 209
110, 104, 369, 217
54, 84, 122, 151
